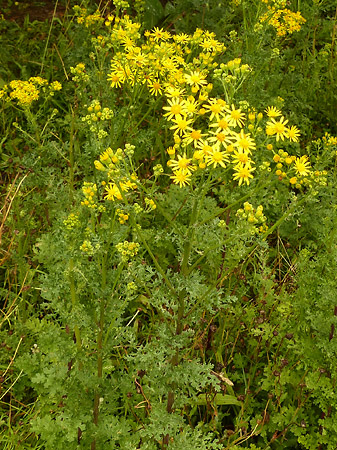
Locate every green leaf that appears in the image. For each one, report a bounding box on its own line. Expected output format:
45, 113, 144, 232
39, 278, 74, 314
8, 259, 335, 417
143, 0, 165, 29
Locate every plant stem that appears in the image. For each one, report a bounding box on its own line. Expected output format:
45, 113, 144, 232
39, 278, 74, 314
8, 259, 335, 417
69, 258, 81, 350
92, 255, 107, 449
69, 107, 76, 199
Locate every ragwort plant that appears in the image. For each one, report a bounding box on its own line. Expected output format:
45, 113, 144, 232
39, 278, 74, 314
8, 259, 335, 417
1, 2, 336, 449
165, 0, 337, 139
10, 5, 332, 449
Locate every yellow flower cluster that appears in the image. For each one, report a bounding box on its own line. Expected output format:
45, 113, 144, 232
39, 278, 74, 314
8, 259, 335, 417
322, 133, 337, 147
80, 240, 100, 255
272, 150, 311, 188
94, 145, 138, 202
145, 197, 156, 210
76, 11, 308, 191
104, 177, 137, 202
81, 100, 114, 138
106, 15, 224, 93
70, 63, 89, 83
236, 202, 268, 234
0, 77, 61, 107
81, 182, 97, 209
116, 241, 140, 262
63, 213, 80, 230
116, 209, 129, 224
260, 6, 306, 37
73, 6, 103, 27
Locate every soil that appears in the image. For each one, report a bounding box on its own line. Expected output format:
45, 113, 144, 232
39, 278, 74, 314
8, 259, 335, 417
1, 0, 70, 22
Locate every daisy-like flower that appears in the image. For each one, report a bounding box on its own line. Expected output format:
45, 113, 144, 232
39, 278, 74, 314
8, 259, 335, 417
234, 130, 256, 153
170, 117, 194, 136
197, 140, 214, 156
170, 169, 191, 187
225, 104, 246, 128
232, 163, 256, 186
148, 79, 163, 96
108, 71, 125, 88
163, 97, 185, 120
184, 96, 199, 116
203, 98, 227, 120
231, 148, 252, 165
173, 33, 191, 44
266, 116, 289, 141
209, 116, 231, 133
149, 27, 171, 42
165, 85, 186, 98
206, 149, 230, 168
105, 183, 122, 201
169, 154, 195, 174
294, 156, 311, 176
199, 37, 225, 53
265, 106, 282, 118
183, 128, 205, 147
185, 70, 208, 88
286, 125, 300, 142
208, 130, 233, 149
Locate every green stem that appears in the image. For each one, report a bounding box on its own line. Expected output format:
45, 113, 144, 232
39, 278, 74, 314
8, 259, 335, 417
135, 223, 176, 296
69, 258, 81, 350
69, 107, 76, 198
103, 262, 125, 347
92, 255, 108, 448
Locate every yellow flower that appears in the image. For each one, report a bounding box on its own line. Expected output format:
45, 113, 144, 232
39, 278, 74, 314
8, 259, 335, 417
169, 154, 195, 174
94, 160, 106, 171
232, 163, 256, 186
208, 130, 233, 149
232, 149, 251, 165
286, 125, 300, 142
148, 79, 163, 96
294, 156, 311, 176
107, 71, 124, 88
266, 116, 289, 141
170, 169, 191, 187
206, 149, 230, 168
234, 130, 256, 153
209, 116, 230, 133
225, 104, 245, 128
184, 97, 199, 116
203, 98, 226, 120
163, 97, 185, 120
185, 70, 208, 88
197, 140, 213, 155
165, 85, 186, 98
170, 117, 194, 136
104, 183, 122, 201
183, 129, 205, 147
265, 106, 282, 118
